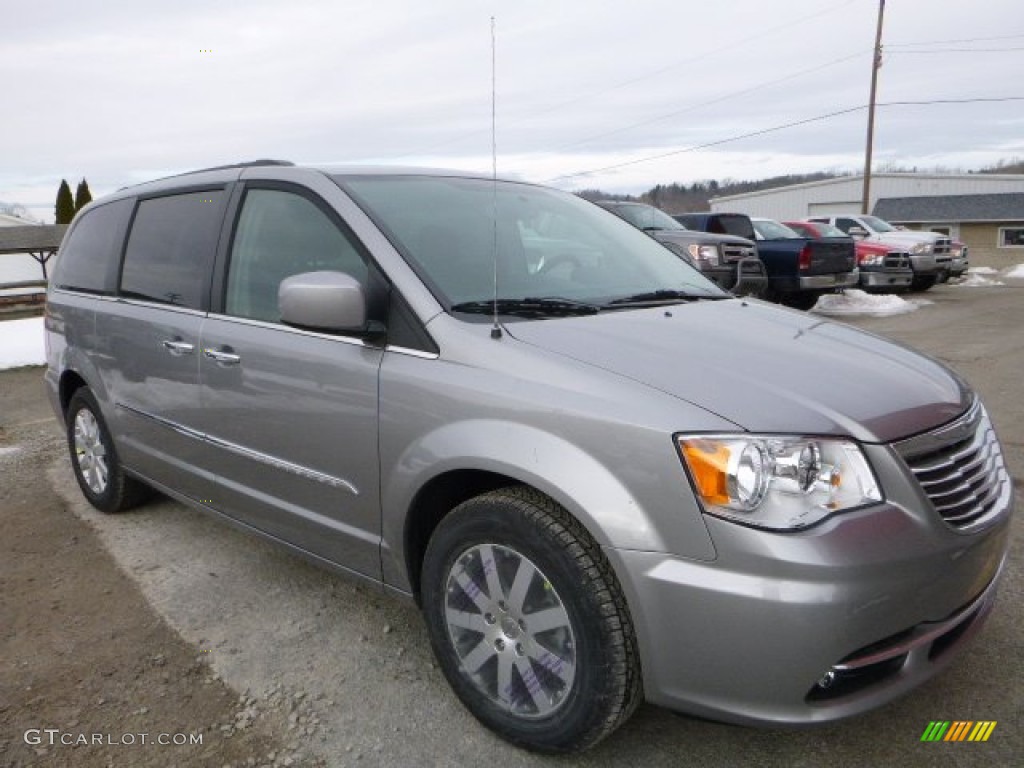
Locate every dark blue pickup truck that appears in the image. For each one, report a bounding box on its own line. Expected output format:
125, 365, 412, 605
674, 212, 858, 309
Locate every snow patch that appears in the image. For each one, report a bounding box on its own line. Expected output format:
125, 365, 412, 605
1005, 263, 1024, 279
0, 316, 46, 369
968, 266, 999, 275
810, 290, 922, 317
953, 273, 1005, 288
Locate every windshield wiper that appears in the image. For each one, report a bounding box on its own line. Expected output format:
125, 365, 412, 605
450, 297, 602, 318
604, 289, 726, 308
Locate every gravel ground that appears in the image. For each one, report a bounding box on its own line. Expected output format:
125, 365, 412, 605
2, 281, 1022, 767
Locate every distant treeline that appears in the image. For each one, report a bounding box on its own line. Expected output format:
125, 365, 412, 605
576, 158, 1024, 213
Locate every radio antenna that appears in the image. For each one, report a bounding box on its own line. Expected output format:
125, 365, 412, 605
489, 16, 502, 340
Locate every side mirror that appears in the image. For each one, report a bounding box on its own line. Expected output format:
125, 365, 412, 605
279, 271, 368, 333
848, 226, 867, 238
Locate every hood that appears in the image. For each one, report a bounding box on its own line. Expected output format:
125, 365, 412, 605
867, 230, 940, 246
652, 230, 755, 248
506, 300, 970, 443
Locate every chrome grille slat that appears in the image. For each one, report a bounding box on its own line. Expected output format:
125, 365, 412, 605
894, 403, 1010, 530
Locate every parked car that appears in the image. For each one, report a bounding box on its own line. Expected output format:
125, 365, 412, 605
594, 201, 766, 295
676, 212, 856, 308
46, 162, 1013, 753
806, 214, 951, 291
784, 220, 912, 292
943, 240, 969, 281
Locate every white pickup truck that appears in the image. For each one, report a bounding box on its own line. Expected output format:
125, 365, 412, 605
807, 214, 952, 291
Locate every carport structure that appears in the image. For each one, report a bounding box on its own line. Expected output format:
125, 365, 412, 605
0, 225, 67, 291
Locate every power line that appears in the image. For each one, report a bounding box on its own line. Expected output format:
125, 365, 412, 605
543, 50, 869, 155
381, 0, 860, 161
546, 96, 1024, 183
888, 46, 1024, 54
887, 32, 1024, 47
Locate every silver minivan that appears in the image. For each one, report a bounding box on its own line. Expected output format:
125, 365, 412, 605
45, 162, 1013, 753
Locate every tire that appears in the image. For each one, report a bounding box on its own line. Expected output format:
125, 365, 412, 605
66, 388, 150, 513
909, 274, 937, 292
781, 291, 824, 311
421, 486, 641, 753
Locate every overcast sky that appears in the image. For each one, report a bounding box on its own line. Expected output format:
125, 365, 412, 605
3, 0, 1023, 222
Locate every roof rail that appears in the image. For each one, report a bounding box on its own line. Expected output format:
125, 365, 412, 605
188, 159, 295, 173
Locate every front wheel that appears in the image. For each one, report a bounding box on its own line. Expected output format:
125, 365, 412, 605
909, 274, 937, 292
421, 487, 641, 753
66, 388, 150, 513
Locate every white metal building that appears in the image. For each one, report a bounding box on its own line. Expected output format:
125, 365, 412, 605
709, 173, 1024, 219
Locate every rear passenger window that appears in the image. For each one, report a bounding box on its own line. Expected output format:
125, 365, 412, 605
53, 199, 133, 294
225, 188, 367, 323
120, 190, 225, 309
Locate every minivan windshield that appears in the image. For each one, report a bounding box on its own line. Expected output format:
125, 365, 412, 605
338, 176, 726, 313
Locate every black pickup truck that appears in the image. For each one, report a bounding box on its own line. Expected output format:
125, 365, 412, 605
674, 212, 857, 309
594, 201, 767, 296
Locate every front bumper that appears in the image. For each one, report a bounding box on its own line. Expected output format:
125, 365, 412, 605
607, 490, 1011, 725
909, 253, 939, 274
948, 256, 969, 277
797, 270, 859, 290
860, 268, 913, 289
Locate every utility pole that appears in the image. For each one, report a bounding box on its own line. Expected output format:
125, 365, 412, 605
861, 0, 885, 214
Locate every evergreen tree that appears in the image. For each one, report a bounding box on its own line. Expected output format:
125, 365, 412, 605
74, 178, 93, 212
55, 179, 75, 224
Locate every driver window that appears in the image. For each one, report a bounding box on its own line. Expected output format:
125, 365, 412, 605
226, 189, 367, 323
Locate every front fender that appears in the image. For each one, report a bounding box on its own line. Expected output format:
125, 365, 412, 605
381, 418, 716, 591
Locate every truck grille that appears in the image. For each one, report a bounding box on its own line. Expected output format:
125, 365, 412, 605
722, 244, 757, 262
934, 238, 952, 255
894, 402, 1011, 530
884, 252, 911, 269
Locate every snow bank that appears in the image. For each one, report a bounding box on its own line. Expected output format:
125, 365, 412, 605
810, 289, 921, 317
1005, 263, 1024, 279
0, 316, 46, 369
968, 266, 999, 275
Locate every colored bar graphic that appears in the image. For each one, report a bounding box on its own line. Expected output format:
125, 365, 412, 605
944, 721, 973, 741
968, 722, 997, 742
922, 720, 996, 742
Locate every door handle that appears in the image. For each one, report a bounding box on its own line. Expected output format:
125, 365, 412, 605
161, 339, 195, 355
203, 347, 241, 365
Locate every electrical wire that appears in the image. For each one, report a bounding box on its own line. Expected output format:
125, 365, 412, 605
887, 47, 1024, 54
887, 33, 1024, 47
380, 0, 860, 161
545, 96, 1024, 183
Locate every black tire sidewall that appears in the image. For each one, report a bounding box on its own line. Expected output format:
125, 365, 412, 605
421, 492, 625, 752
66, 389, 124, 513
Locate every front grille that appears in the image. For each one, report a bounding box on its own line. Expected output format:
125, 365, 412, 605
934, 238, 951, 255
722, 244, 756, 262
894, 402, 1011, 529
884, 252, 911, 269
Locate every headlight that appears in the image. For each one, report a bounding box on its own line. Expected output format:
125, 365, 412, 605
858, 252, 885, 267
676, 435, 882, 530
910, 242, 933, 254
686, 243, 721, 266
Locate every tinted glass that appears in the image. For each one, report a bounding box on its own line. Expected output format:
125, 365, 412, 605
226, 188, 368, 323
607, 204, 685, 231
121, 190, 224, 308
340, 176, 724, 307
53, 199, 133, 293
752, 220, 801, 240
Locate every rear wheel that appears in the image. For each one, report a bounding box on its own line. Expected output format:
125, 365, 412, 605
66, 388, 150, 513
421, 487, 641, 753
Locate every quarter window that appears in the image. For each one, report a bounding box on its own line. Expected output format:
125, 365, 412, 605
998, 227, 1024, 247
225, 189, 367, 323
121, 190, 224, 309
53, 198, 133, 294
